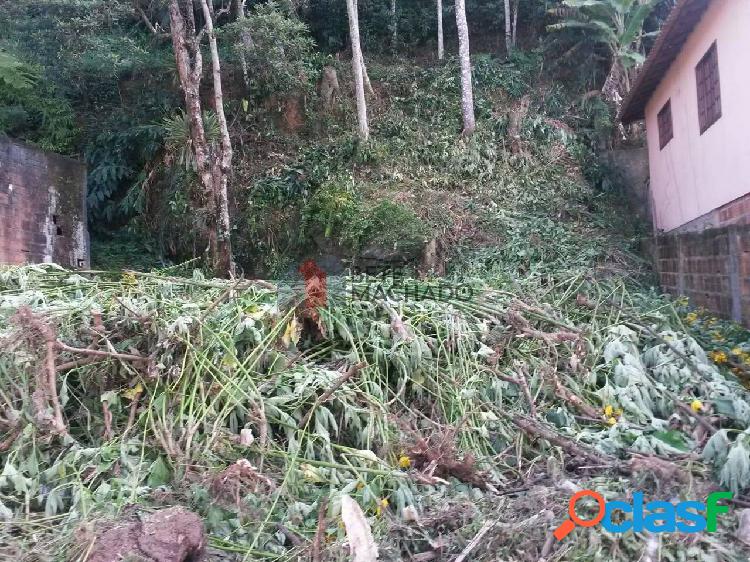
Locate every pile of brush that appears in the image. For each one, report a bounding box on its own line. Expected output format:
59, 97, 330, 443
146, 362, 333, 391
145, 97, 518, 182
1, 264, 749, 561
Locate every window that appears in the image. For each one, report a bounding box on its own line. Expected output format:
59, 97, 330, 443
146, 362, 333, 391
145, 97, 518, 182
695, 42, 721, 134
657, 100, 673, 149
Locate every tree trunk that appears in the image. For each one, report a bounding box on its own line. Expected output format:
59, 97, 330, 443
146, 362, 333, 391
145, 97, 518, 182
199, 0, 235, 278
455, 0, 475, 136
511, 0, 518, 48
345, 0, 369, 141
168, 0, 217, 264
437, 0, 444, 60
602, 58, 629, 142
602, 58, 624, 108
503, 0, 512, 55
168, 0, 234, 277
390, 0, 397, 52
234, 0, 251, 91
361, 59, 375, 97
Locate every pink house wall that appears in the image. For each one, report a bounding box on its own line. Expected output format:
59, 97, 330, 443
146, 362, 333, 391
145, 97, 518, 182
645, 0, 750, 233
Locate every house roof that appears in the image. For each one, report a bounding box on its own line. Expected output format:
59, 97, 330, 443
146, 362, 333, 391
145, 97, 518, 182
619, 0, 712, 124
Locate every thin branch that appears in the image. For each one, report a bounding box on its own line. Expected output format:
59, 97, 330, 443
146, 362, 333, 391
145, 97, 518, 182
136, 5, 169, 38
299, 362, 366, 429
55, 341, 148, 363
311, 496, 329, 562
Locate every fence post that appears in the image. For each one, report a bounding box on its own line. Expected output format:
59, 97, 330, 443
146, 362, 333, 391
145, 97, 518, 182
727, 225, 742, 323
676, 234, 686, 297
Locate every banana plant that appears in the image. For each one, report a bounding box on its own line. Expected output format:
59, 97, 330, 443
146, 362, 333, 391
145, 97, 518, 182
548, 0, 662, 104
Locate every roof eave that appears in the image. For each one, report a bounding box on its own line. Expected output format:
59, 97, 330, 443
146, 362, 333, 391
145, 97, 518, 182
619, 0, 712, 124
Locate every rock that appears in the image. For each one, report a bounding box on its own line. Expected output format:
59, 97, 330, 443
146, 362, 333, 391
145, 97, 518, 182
737, 508, 750, 546
86, 506, 205, 562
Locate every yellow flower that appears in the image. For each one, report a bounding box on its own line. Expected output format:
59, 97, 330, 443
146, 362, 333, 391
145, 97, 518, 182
732, 347, 744, 357
121, 382, 144, 400
375, 498, 389, 517
122, 271, 137, 285
690, 399, 703, 413
603, 405, 622, 421
709, 350, 728, 364
398, 455, 412, 469
685, 312, 698, 324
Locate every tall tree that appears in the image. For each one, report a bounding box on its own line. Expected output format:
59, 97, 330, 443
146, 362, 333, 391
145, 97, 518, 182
345, 0, 369, 140
167, 0, 235, 277
504, 0, 512, 54
455, 0, 475, 135
390, 0, 397, 52
233, 0, 252, 91
199, 0, 234, 277
437, 0, 444, 60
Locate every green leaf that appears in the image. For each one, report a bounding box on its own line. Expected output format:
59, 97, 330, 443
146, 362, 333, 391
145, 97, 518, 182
147, 456, 172, 488
621, 0, 660, 47
652, 430, 690, 452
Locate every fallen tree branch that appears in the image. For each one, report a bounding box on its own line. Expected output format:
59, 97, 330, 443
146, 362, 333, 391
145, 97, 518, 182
672, 396, 717, 435
454, 519, 495, 562
12, 307, 67, 435
311, 496, 329, 562
55, 341, 148, 363
299, 362, 366, 429
504, 412, 618, 469
495, 369, 536, 416
547, 368, 600, 419
506, 309, 579, 345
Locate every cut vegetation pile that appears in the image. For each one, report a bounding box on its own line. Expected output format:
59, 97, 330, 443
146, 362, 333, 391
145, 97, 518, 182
1, 264, 750, 561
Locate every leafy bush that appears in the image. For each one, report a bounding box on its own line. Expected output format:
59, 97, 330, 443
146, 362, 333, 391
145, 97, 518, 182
343, 200, 428, 256
302, 180, 359, 240
85, 120, 163, 227
473, 51, 540, 99
0, 50, 77, 153
223, 2, 317, 99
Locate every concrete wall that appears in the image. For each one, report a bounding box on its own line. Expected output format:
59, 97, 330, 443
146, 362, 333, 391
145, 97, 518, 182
645, 0, 750, 232
655, 223, 750, 326
0, 137, 89, 268
604, 147, 652, 227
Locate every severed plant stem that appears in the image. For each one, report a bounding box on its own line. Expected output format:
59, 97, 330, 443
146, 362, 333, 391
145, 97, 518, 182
299, 362, 366, 429
311, 496, 329, 562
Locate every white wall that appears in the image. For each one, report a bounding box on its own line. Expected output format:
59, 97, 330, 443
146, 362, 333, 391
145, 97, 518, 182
645, 0, 750, 232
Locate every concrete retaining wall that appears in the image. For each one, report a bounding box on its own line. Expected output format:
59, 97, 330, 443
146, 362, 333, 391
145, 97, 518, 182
0, 137, 89, 268
655, 224, 750, 326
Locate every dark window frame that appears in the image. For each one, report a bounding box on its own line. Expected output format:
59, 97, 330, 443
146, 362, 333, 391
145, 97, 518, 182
657, 99, 673, 149
695, 41, 722, 134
